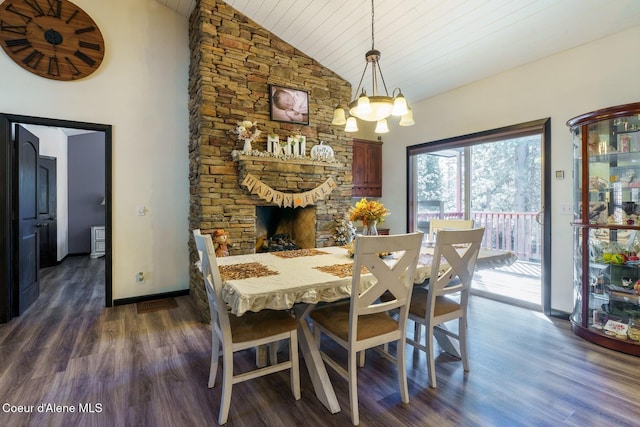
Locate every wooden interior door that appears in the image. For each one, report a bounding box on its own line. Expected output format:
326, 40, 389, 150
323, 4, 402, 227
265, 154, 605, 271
38, 156, 57, 268
16, 125, 40, 314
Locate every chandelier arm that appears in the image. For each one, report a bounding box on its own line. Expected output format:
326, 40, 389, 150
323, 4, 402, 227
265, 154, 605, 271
353, 61, 370, 101
374, 60, 391, 97
371, 59, 378, 96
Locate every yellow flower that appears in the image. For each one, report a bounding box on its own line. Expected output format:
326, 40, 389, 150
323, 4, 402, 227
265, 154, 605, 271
349, 198, 389, 225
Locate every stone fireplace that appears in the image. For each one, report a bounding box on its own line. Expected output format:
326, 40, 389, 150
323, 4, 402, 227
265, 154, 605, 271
187, 0, 354, 320
230, 154, 349, 251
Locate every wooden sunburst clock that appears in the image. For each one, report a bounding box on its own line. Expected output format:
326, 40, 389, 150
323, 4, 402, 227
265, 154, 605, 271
0, 0, 104, 81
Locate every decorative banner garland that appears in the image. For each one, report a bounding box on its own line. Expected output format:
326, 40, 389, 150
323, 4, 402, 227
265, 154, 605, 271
241, 173, 337, 208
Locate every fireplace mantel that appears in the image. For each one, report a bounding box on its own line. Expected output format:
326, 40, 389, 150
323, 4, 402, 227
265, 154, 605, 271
233, 152, 345, 192
232, 152, 344, 170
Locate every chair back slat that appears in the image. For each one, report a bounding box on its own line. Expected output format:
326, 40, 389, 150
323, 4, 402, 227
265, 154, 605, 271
429, 227, 485, 300
350, 232, 423, 334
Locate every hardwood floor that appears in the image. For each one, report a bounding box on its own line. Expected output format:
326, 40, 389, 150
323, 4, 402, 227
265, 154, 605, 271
472, 261, 542, 310
1, 256, 640, 426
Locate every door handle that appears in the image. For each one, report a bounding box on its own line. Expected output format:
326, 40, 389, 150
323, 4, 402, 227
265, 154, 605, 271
535, 210, 543, 225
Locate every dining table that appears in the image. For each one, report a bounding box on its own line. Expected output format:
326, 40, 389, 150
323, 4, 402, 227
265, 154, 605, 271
216, 244, 517, 414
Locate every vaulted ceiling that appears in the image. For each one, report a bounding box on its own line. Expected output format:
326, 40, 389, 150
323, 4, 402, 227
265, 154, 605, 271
154, 0, 640, 104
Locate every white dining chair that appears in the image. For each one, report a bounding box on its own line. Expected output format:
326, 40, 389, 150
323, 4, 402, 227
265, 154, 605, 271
407, 227, 484, 389
428, 219, 474, 240
310, 232, 423, 425
418, 218, 474, 338
193, 229, 300, 425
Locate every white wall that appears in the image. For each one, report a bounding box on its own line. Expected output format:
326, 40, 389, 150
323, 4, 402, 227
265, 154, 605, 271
0, 0, 190, 300
376, 25, 640, 314
25, 125, 69, 261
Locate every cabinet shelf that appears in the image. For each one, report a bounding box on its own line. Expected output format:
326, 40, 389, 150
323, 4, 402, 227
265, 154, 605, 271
587, 149, 640, 163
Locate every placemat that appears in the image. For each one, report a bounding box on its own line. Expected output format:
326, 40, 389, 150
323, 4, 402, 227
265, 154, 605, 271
315, 263, 369, 278
270, 248, 330, 258
219, 262, 278, 280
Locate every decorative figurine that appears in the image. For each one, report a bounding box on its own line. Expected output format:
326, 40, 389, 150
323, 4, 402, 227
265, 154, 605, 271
212, 229, 231, 257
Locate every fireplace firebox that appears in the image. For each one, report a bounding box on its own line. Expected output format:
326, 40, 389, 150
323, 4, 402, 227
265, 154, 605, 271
256, 206, 316, 252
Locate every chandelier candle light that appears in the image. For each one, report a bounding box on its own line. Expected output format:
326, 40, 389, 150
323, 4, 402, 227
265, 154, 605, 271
331, 0, 415, 134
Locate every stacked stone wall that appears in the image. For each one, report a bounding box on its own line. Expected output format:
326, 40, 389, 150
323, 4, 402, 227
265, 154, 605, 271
188, 0, 353, 320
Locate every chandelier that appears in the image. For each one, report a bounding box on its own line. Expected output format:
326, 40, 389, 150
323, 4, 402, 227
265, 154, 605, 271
332, 0, 415, 134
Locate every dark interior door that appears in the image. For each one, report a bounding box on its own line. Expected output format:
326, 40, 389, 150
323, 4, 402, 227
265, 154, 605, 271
17, 125, 40, 314
38, 156, 57, 268
1, 113, 113, 323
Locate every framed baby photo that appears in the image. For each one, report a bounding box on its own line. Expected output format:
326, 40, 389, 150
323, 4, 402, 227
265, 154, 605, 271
269, 84, 309, 125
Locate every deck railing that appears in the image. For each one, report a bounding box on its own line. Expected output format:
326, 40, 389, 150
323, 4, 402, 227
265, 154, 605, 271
417, 211, 542, 262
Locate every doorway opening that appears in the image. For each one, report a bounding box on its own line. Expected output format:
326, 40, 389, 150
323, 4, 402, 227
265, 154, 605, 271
0, 113, 112, 323
407, 119, 551, 313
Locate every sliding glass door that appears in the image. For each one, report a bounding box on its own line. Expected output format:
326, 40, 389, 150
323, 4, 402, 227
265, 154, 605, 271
407, 120, 550, 311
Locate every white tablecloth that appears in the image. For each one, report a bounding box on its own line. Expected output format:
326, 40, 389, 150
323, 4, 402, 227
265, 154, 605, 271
217, 246, 517, 316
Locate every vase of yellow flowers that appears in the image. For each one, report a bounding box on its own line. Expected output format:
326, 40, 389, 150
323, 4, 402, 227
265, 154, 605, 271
349, 198, 389, 236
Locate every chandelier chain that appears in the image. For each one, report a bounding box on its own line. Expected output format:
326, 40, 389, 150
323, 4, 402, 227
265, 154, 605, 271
370, 0, 375, 50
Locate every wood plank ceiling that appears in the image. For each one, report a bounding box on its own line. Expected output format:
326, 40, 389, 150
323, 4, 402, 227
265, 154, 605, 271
155, 0, 640, 104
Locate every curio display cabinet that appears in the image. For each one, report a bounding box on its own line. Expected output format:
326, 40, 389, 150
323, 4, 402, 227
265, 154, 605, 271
568, 102, 640, 355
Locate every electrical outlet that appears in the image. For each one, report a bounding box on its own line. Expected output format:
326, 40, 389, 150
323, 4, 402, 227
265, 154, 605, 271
560, 204, 573, 215
136, 272, 145, 284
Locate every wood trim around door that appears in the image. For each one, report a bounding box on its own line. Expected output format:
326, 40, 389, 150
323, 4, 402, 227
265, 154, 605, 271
0, 113, 113, 323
